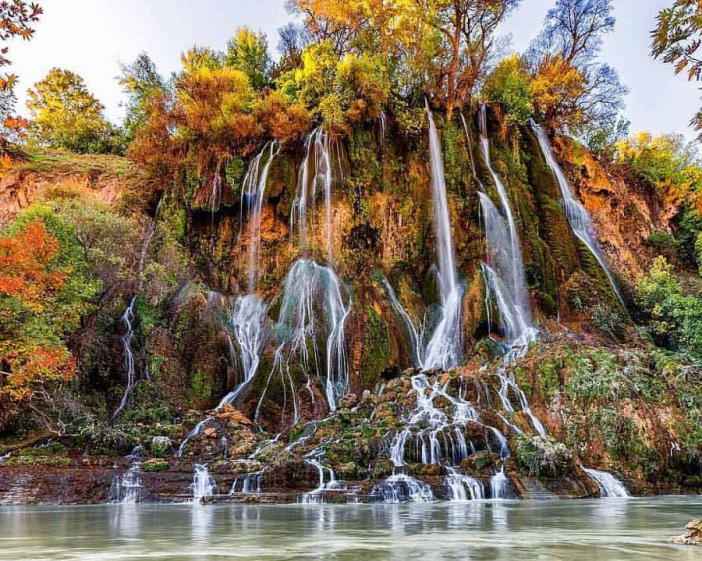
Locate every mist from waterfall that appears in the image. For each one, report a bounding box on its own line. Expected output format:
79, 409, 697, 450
530, 121, 626, 307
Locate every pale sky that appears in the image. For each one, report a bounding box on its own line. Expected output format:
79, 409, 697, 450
9, 0, 701, 141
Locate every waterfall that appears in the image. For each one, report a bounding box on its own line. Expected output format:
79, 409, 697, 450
477, 106, 545, 437
210, 168, 222, 218
381, 276, 425, 368
530, 121, 625, 307
217, 294, 268, 408
292, 127, 341, 264
176, 417, 213, 457
478, 105, 535, 346
584, 469, 630, 498
390, 104, 463, 372
380, 111, 387, 147
191, 465, 218, 502
445, 468, 485, 501
490, 467, 512, 500
370, 473, 435, 503
299, 459, 337, 504
230, 470, 264, 494
257, 259, 351, 416
108, 463, 146, 504
240, 141, 279, 292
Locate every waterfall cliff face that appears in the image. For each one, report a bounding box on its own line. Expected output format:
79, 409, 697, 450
180, 104, 640, 432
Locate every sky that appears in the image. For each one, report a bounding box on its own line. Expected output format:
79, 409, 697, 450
9, 0, 701, 141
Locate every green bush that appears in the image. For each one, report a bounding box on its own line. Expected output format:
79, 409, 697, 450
636, 257, 702, 356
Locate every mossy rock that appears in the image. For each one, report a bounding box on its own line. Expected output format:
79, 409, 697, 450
142, 458, 170, 472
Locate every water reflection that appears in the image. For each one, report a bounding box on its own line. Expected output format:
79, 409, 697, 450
0, 498, 700, 560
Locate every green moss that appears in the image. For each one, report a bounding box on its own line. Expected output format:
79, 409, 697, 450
191, 368, 212, 399
359, 306, 392, 384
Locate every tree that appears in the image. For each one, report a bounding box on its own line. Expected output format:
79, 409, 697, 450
225, 27, 272, 90
277, 23, 307, 71
0, 1, 42, 150
0, 218, 76, 402
527, 0, 627, 134
616, 131, 702, 213
652, 0, 702, 138
481, 54, 533, 125
26, 68, 124, 154
288, 0, 520, 117
118, 53, 166, 145
415, 0, 521, 117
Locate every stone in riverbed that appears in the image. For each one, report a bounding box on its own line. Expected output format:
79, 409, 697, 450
669, 519, 702, 546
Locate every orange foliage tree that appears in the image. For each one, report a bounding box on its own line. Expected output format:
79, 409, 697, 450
0, 219, 76, 402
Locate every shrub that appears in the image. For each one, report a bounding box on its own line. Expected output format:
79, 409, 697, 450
636, 257, 702, 356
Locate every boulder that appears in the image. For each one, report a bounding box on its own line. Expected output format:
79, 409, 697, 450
669, 519, 702, 547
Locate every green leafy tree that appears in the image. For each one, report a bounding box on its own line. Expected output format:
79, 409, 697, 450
26, 68, 124, 154
225, 27, 272, 90
481, 54, 533, 125
118, 53, 166, 145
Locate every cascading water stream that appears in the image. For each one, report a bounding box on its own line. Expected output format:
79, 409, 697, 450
584, 468, 630, 498
108, 463, 146, 504
191, 464, 218, 502
478, 105, 534, 339
490, 466, 512, 500
476, 106, 545, 437
292, 127, 339, 264
381, 277, 425, 368
530, 120, 626, 307
240, 141, 279, 292
445, 467, 485, 501
423, 103, 464, 371
112, 200, 162, 422
257, 259, 351, 417
218, 294, 268, 408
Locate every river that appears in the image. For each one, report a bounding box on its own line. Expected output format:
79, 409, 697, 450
0, 496, 700, 560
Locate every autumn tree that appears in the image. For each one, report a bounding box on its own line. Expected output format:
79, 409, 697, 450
0, 219, 76, 403
225, 27, 272, 90
288, 0, 519, 117
26, 68, 124, 154
527, 0, 626, 134
0, 1, 42, 150
652, 0, 702, 138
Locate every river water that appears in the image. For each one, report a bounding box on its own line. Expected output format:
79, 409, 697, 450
0, 497, 700, 560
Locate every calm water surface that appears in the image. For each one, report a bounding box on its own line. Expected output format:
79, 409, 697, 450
0, 496, 701, 560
